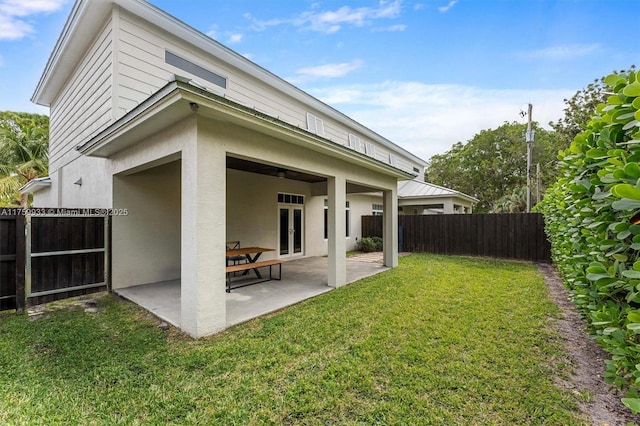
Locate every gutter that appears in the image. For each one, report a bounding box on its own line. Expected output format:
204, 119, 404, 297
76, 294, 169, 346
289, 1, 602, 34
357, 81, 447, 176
77, 77, 417, 180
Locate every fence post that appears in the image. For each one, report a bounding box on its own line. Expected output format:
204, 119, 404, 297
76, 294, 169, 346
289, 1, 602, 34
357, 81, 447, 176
24, 214, 31, 306
104, 215, 111, 292
14, 214, 26, 314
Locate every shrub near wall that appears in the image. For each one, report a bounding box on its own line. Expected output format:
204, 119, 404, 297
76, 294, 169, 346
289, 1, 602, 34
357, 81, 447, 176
538, 70, 640, 413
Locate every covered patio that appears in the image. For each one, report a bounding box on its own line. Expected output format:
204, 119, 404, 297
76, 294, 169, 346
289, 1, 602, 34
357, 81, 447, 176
81, 79, 408, 338
115, 255, 389, 329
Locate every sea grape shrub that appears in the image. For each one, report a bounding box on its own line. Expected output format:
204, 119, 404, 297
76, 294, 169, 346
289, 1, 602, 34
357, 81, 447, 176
537, 70, 640, 413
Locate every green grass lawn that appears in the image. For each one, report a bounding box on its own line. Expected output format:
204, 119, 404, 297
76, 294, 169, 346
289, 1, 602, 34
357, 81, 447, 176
0, 254, 586, 425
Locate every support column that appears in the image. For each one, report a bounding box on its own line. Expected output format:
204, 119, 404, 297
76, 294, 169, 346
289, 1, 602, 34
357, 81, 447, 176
328, 176, 346, 287
383, 187, 398, 268
443, 199, 454, 214
181, 122, 227, 337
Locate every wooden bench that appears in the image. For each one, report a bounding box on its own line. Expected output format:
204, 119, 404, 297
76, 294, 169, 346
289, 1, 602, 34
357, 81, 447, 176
225, 259, 283, 292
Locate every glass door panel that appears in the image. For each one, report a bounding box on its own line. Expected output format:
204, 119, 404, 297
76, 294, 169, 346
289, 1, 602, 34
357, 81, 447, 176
279, 208, 289, 255
293, 208, 302, 254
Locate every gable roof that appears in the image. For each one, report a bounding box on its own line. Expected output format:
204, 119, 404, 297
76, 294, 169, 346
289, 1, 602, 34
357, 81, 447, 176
398, 179, 478, 203
32, 0, 427, 169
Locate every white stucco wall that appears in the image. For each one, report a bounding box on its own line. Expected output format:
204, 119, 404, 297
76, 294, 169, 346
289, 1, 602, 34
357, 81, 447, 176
111, 159, 181, 289
226, 168, 313, 260
109, 116, 195, 290
226, 172, 379, 257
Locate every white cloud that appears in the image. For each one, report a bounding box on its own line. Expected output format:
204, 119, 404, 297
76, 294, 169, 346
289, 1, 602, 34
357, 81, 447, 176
308, 81, 574, 161
438, 0, 458, 13
0, 0, 69, 40
519, 43, 601, 60
206, 25, 218, 39
227, 33, 243, 44
373, 24, 407, 32
0, 14, 32, 39
246, 0, 403, 34
290, 60, 363, 83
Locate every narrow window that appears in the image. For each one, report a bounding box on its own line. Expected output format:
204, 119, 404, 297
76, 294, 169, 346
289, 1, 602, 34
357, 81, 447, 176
324, 199, 350, 239
346, 201, 351, 238
277, 193, 304, 205
324, 200, 328, 240
165, 50, 227, 89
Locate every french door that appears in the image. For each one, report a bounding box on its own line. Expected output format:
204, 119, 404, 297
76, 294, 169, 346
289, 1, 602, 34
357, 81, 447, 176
279, 206, 303, 257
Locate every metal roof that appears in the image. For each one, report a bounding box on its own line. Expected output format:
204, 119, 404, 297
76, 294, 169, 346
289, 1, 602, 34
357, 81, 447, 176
398, 179, 478, 203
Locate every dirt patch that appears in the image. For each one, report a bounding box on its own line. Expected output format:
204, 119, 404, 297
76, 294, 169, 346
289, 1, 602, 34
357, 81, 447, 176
27, 292, 107, 320
538, 263, 640, 426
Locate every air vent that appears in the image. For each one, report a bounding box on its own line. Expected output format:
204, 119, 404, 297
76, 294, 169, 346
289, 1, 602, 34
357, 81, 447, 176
306, 113, 325, 137
365, 142, 376, 158
348, 133, 361, 150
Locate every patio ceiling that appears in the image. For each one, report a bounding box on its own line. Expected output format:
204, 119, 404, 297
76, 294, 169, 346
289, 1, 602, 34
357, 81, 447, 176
226, 156, 326, 183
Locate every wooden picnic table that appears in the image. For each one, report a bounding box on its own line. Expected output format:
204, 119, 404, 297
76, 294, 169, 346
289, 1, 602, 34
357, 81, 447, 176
225, 247, 275, 265
224, 247, 280, 292
226, 247, 275, 279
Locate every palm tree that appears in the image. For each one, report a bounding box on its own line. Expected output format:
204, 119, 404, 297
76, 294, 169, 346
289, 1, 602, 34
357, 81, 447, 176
490, 187, 527, 213
0, 124, 49, 207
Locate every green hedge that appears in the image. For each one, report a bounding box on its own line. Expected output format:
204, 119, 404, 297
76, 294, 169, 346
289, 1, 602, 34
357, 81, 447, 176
357, 237, 383, 253
537, 70, 640, 413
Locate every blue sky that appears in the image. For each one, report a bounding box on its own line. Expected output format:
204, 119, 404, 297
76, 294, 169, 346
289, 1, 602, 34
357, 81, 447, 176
0, 0, 637, 161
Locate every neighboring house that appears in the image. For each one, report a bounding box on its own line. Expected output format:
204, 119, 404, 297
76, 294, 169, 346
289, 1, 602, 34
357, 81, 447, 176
397, 179, 477, 215
27, 0, 429, 337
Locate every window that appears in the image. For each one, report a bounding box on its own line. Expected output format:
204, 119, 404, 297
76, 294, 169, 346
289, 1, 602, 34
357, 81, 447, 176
346, 201, 351, 238
165, 50, 227, 89
277, 193, 304, 204
348, 133, 361, 150
323, 199, 350, 239
389, 153, 398, 167
306, 113, 325, 137
365, 142, 376, 158
372, 203, 383, 216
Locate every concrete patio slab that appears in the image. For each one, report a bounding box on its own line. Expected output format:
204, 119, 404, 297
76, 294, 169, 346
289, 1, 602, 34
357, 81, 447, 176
115, 256, 389, 332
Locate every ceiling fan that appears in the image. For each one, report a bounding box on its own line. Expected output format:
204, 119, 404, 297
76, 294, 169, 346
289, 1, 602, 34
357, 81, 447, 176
275, 167, 298, 179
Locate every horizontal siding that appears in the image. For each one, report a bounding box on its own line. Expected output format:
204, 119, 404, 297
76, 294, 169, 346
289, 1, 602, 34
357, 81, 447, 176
49, 19, 113, 166
116, 20, 166, 117
117, 11, 422, 174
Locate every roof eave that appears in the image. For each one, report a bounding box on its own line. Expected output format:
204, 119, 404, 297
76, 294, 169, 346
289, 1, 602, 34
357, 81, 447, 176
400, 194, 479, 204
78, 80, 415, 180
32, 0, 112, 106
20, 177, 52, 194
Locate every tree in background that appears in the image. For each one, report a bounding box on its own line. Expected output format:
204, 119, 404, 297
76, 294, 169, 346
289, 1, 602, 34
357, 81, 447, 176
550, 65, 636, 148
424, 122, 559, 212
490, 186, 527, 213
0, 112, 49, 207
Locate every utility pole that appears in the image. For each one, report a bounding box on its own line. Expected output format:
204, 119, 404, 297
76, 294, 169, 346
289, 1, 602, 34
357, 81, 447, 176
536, 163, 541, 205
525, 103, 534, 212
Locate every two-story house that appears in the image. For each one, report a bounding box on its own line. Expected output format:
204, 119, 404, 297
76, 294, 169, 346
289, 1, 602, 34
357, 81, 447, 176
27, 0, 431, 337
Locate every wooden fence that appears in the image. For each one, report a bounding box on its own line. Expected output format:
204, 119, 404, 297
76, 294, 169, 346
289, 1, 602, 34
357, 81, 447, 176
0, 208, 110, 312
0, 211, 24, 312
362, 213, 551, 262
